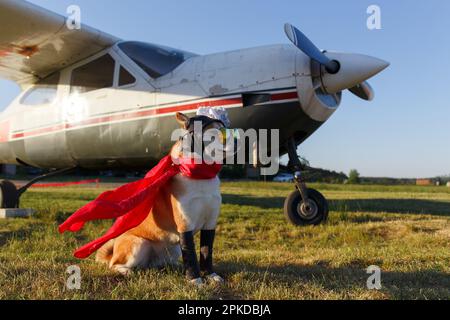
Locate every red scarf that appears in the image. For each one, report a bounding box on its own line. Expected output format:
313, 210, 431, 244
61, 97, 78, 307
59, 155, 222, 259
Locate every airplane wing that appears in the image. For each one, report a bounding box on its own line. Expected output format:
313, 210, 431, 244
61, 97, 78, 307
0, 0, 120, 85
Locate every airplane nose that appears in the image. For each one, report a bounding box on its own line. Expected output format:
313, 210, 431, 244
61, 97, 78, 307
320, 52, 390, 94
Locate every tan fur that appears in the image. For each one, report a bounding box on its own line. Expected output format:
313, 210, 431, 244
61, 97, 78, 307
97, 114, 222, 275
98, 168, 184, 274
95, 239, 115, 264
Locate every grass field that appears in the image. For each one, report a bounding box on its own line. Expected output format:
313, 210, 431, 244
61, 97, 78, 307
0, 182, 449, 300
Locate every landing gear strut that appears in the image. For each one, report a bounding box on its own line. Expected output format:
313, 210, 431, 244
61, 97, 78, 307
0, 167, 76, 209
283, 138, 329, 226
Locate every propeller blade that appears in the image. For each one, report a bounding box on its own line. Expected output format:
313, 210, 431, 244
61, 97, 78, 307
348, 81, 374, 101
284, 23, 339, 73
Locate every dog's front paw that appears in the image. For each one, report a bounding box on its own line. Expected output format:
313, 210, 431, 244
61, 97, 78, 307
189, 277, 204, 287
205, 273, 224, 284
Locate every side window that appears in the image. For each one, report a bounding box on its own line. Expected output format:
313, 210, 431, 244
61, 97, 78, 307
20, 72, 60, 106
71, 54, 115, 94
118, 66, 136, 86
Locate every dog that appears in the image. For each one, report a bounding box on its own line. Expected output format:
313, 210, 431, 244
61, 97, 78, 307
95, 111, 226, 285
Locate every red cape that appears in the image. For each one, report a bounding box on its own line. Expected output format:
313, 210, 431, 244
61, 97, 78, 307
59, 155, 222, 259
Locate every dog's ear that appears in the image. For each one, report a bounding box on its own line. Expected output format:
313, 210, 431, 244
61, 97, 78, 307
176, 112, 189, 129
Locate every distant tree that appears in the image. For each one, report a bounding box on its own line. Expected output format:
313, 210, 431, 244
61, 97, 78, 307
348, 169, 361, 184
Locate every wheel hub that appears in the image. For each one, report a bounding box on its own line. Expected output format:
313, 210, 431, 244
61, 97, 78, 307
298, 200, 318, 220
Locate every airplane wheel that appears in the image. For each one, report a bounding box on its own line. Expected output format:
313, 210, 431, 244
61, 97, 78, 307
0, 180, 19, 208
284, 188, 329, 226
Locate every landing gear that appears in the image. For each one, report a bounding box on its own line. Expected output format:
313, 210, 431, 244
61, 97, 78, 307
283, 137, 329, 226
0, 167, 76, 209
284, 183, 329, 226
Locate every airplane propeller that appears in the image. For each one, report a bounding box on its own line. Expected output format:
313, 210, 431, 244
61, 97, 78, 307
284, 23, 387, 102
284, 23, 340, 74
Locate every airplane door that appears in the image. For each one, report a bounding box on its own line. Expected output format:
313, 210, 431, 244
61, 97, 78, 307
64, 52, 158, 169
108, 64, 161, 167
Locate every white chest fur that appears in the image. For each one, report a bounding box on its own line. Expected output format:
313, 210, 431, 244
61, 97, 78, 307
170, 174, 222, 232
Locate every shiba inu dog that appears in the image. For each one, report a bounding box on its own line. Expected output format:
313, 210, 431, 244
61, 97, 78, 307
95, 110, 228, 285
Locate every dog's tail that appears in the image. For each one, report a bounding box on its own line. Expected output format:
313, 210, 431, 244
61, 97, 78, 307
95, 239, 115, 264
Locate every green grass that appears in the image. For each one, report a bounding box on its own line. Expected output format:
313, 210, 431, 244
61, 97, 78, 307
0, 182, 449, 300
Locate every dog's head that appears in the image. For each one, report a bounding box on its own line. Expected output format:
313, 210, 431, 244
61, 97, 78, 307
173, 110, 239, 162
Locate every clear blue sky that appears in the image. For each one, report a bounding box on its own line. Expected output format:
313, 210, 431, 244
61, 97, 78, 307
1, 0, 449, 178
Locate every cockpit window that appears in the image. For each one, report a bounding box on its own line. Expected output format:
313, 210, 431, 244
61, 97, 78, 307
20, 72, 60, 106
71, 54, 115, 94
118, 41, 197, 79
119, 66, 136, 86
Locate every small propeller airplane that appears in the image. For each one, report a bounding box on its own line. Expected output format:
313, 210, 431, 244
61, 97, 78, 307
0, 0, 388, 225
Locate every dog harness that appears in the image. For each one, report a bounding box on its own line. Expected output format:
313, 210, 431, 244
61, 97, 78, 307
59, 155, 222, 259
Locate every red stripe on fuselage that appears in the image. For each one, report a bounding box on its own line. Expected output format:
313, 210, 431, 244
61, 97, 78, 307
11, 91, 298, 140
271, 91, 298, 101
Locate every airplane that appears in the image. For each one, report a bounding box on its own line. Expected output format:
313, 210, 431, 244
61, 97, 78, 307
0, 0, 389, 226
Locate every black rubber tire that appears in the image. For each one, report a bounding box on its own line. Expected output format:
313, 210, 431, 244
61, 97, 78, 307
284, 188, 329, 226
0, 180, 19, 208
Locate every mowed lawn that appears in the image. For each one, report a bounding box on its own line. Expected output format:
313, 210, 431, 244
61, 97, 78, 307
0, 182, 449, 300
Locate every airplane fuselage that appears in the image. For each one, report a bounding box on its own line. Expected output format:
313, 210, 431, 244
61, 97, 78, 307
0, 42, 336, 170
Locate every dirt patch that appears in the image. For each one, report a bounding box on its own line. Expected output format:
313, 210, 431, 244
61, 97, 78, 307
366, 223, 410, 240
